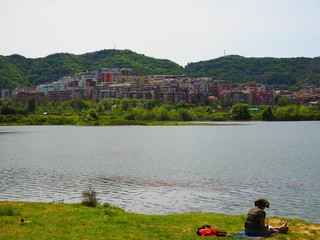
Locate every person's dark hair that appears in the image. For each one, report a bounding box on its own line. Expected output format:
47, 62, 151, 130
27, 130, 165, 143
254, 198, 269, 208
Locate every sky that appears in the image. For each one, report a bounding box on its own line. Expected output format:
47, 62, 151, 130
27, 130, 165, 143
1, 0, 320, 66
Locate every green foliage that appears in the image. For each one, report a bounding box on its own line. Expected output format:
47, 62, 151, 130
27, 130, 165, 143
261, 106, 274, 121
45, 115, 78, 125
152, 106, 169, 121
83, 49, 185, 76
61, 98, 91, 112
120, 98, 133, 111
0, 101, 27, 115
273, 105, 319, 121
178, 108, 193, 121
1, 97, 319, 125
81, 188, 99, 207
168, 109, 181, 121
0, 55, 30, 88
96, 102, 105, 113
185, 55, 320, 89
1, 101, 16, 115
277, 97, 293, 107
100, 98, 119, 111
0, 50, 184, 88
87, 109, 99, 120
0, 114, 25, 125
209, 112, 232, 121
231, 103, 250, 120
2, 50, 320, 90
27, 96, 36, 113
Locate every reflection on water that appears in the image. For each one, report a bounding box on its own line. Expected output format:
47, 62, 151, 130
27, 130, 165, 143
0, 123, 320, 224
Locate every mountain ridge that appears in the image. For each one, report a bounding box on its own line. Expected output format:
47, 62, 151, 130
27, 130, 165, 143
1, 49, 319, 89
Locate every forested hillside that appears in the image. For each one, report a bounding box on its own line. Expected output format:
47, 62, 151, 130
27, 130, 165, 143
185, 55, 320, 89
0, 49, 184, 88
1, 50, 320, 89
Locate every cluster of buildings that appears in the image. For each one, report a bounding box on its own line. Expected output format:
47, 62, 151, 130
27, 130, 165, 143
1, 68, 320, 107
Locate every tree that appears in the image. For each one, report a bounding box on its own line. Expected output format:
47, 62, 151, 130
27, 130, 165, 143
1, 101, 16, 115
96, 103, 105, 113
152, 106, 169, 121
28, 96, 36, 113
277, 97, 292, 107
261, 106, 274, 121
168, 109, 180, 120
120, 98, 131, 111
231, 103, 250, 120
100, 98, 116, 111
178, 108, 193, 121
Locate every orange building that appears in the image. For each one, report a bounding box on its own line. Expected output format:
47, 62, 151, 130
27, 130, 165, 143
103, 72, 114, 83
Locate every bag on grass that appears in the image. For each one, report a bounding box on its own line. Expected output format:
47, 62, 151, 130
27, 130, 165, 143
196, 225, 227, 237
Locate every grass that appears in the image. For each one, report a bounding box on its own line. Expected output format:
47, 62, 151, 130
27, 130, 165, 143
1, 202, 319, 240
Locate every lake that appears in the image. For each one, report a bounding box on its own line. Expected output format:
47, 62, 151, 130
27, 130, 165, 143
0, 122, 319, 224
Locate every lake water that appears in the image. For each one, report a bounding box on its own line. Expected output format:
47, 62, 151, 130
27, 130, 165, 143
0, 122, 320, 224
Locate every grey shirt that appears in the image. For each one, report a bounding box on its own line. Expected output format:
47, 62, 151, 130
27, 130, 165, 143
244, 207, 266, 230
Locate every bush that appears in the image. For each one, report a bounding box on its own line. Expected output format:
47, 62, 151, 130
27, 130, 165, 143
178, 108, 193, 121
231, 103, 250, 120
209, 112, 231, 121
261, 106, 274, 121
81, 188, 99, 207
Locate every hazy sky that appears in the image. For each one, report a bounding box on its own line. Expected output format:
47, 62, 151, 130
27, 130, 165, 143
1, 0, 319, 66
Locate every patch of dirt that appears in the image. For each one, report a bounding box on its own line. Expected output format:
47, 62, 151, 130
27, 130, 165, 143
269, 219, 320, 236
0, 202, 24, 206
292, 223, 320, 235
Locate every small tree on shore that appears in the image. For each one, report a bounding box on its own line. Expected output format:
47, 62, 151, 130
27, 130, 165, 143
81, 188, 99, 207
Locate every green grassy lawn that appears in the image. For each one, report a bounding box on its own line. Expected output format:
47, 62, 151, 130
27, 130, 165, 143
1, 202, 319, 240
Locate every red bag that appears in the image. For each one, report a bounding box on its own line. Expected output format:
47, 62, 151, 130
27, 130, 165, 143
197, 225, 227, 237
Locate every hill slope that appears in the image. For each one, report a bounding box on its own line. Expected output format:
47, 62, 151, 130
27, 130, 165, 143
185, 55, 320, 88
0, 49, 184, 88
1, 50, 320, 89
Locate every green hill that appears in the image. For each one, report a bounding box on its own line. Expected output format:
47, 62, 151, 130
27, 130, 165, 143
0, 49, 184, 88
1, 50, 320, 89
185, 55, 320, 89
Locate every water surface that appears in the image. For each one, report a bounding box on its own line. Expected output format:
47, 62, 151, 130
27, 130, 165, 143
0, 122, 319, 223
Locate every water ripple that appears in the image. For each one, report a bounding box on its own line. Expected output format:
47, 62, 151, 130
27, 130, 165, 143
1, 124, 320, 224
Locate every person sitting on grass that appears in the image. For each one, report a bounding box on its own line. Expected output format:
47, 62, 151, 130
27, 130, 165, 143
244, 198, 289, 237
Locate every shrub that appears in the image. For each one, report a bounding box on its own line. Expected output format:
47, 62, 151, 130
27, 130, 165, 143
81, 188, 99, 207
178, 108, 193, 121
261, 106, 274, 121
231, 103, 250, 120
209, 112, 231, 121
87, 109, 99, 120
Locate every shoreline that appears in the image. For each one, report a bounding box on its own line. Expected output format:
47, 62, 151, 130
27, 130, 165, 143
1, 200, 319, 225
1, 118, 319, 127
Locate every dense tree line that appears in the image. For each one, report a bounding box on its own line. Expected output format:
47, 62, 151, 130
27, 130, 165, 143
1, 50, 320, 89
1, 98, 319, 125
